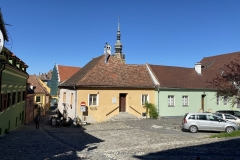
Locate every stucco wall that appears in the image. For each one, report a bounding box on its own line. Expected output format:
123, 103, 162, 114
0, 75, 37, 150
58, 88, 155, 123
0, 67, 27, 136
156, 89, 240, 117
58, 88, 76, 120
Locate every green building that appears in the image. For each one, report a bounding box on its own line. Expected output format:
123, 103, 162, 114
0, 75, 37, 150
0, 10, 29, 137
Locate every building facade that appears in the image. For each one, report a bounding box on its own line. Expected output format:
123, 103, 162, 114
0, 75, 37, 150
0, 48, 28, 137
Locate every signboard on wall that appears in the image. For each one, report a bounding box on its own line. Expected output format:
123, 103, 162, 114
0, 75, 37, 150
80, 101, 86, 112
112, 97, 116, 104
80, 106, 86, 112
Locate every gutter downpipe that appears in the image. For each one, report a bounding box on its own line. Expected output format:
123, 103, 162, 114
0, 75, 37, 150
74, 84, 77, 119
158, 86, 160, 117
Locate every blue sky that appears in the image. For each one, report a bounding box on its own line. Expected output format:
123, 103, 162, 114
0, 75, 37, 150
1, 0, 240, 75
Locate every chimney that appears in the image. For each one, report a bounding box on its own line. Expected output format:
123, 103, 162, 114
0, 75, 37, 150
195, 62, 201, 75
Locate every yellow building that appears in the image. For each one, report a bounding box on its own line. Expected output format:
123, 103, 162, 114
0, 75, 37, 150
27, 75, 50, 117
58, 20, 156, 123
58, 53, 155, 123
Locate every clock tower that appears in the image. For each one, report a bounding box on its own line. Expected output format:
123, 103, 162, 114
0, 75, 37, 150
114, 17, 125, 63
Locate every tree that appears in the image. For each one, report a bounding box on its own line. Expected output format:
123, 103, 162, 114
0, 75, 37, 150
143, 102, 159, 119
208, 60, 240, 108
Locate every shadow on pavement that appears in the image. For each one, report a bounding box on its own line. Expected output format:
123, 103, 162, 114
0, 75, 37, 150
133, 137, 240, 160
0, 108, 104, 160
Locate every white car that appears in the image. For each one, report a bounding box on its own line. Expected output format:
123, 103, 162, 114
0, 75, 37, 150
214, 113, 240, 126
182, 112, 238, 133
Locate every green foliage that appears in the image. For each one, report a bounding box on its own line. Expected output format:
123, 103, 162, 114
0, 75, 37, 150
210, 130, 240, 138
143, 102, 159, 119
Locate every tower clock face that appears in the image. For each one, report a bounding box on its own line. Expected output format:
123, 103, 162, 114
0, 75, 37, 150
0, 30, 3, 52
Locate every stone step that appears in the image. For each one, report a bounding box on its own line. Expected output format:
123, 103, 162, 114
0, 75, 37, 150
106, 112, 140, 122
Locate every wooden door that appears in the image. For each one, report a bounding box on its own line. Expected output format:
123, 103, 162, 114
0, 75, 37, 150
201, 94, 205, 111
119, 94, 126, 112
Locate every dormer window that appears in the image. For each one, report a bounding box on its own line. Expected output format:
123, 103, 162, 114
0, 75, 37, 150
12, 58, 16, 66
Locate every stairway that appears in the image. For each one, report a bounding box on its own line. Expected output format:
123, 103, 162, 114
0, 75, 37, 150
106, 112, 140, 122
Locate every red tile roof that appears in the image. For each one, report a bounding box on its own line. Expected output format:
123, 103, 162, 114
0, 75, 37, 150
57, 65, 81, 83
28, 75, 50, 94
200, 51, 240, 81
38, 70, 52, 80
60, 55, 155, 88
148, 65, 208, 89
149, 51, 240, 90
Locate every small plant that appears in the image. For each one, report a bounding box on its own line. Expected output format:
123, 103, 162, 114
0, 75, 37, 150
143, 102, 159, 119
210, 130, 240, 138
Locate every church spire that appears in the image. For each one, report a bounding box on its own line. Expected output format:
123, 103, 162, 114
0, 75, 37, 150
114, 16, 125, 63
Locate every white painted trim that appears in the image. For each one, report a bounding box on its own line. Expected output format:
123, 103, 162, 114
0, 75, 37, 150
145, 64, 160, 86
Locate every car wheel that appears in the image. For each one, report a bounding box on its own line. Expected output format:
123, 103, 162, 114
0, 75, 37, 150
225, 126, 234, 133
189, 125, 198, 133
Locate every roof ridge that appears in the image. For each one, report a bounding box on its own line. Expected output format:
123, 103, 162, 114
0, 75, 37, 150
35, 76, 49, 94
203, 51, 240, 59
149, 64, 193, 69
146, 63, 160, 87
78, 55, 105, 84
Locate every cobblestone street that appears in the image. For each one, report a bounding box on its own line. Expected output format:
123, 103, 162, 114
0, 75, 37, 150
0, 110, 240, 160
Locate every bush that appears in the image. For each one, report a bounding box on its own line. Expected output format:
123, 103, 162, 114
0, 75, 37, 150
144, 102, 159, 119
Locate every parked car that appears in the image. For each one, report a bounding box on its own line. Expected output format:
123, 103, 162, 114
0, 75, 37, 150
216, 110, 240, 118
214, 113, 240, 126
182, 112, 238, 133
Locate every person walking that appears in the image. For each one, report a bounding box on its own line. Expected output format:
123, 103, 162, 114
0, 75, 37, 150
35, 114, 40, 130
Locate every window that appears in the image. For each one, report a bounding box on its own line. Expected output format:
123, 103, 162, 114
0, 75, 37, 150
1, 94, 7, 110
223, 96, 228, 105
188, 115, 195, 119
0, 94, 2, 112
17, 91, 21, 103
216, 96, 220, 105
141, 94, 148, 105
182, 96, 188, 106
225, 115, 236, 120
12, 92, 16, 105
208, 115, 221, 121
216, 114, 223, 118
63, 92, 66, 103
89, 94, 97, 106
70, 93, 73, 105
7, 93, 11, 108
197, 115, 207, 120
36, 96, 41, 102
168, 95, 174, 106
22, 91, 26, 101
237, 102, 240, 108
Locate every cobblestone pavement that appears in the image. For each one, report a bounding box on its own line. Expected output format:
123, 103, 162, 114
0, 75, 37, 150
0, 110, 240, 160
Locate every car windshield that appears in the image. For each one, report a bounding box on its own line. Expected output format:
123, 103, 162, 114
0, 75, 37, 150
225, 114, 236, 120
215, 114, 223, 118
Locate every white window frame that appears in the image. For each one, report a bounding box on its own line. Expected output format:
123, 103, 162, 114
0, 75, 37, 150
182, 95, 189, 106
36, 96, 41, 102
168, 95, 175, 107
63, 92, 66, 103
223, 96, 228, 105
141, 94, 149, 105
89, 94, 98, 106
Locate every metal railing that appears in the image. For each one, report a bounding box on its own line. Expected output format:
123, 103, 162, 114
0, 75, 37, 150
106, 106, 119, 116
129, 106, 141, 115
